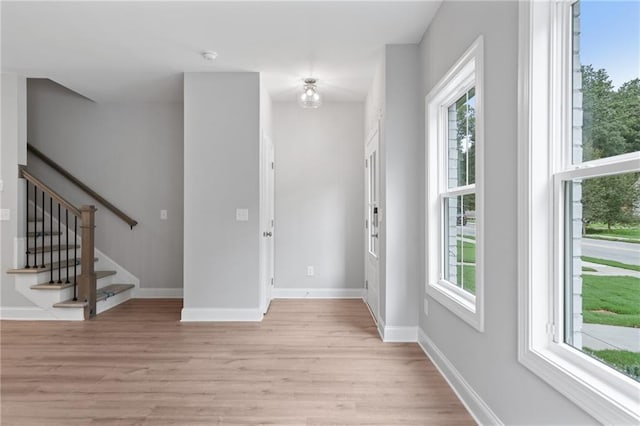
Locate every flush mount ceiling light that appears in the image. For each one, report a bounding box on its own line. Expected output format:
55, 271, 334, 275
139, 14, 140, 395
201, 50, 218, 61
298, 78, 322, 109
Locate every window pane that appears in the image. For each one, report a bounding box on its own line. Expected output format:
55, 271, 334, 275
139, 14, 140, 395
572, 1, 640, 164
447, 88, 476, 188
564, 172, 640, 382
443, 193, 476, 294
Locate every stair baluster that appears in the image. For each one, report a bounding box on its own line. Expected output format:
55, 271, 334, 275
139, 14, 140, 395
25, 181, 31, 269
41, 191, 45, 268
33, 185, 38, 268
57, 203, 62, 283
65, 209, 70, 284
73, 216, 78, 301
49, 196, 53, 284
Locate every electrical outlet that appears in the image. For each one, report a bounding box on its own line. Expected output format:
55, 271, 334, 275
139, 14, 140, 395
306, 266, 314, 276
424, 298, 429, 316
0, 209, 10, 221
160, 210, 168, 220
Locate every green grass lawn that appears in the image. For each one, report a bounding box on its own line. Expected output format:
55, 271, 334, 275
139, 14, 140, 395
586, 224, 640, 243
583, 348, 640, 382
581, 256, 640, 272
456, 264, 476, 295
582, 275, 640, 328
456, 240, 476, 263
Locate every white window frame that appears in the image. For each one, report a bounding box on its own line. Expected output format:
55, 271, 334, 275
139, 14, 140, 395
517, 1, 640, 423
426, 36, 485, 332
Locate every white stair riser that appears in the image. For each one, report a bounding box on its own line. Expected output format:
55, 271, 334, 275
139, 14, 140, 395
26, 251, 79, 266
15, 280, 74, 308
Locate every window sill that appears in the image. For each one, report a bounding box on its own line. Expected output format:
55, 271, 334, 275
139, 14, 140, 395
519, 341, 639, 424
427, 280, 483, 332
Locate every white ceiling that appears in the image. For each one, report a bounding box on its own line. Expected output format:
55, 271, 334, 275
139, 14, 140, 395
1, 1, 441, 103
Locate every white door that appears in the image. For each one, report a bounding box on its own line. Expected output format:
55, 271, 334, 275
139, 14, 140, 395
365, 124, 380, 323
260, 134, 275, 315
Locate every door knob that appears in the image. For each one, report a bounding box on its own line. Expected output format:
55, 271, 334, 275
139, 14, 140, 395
371, 233, 378, 238
263, 231, 273, 237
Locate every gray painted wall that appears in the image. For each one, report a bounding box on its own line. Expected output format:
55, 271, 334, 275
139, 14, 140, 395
26, 79, 184, 291
384, 45, 422, 327
417, 2, 595, 424
1, 73, 31, 307
363, 46, 422, 328
183, 72, 260, 310
273, 102, 364, 291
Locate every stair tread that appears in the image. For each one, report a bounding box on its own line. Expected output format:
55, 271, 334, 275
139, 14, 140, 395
31, 282, 75, 290
54, 283, 134, 308
53, 299, 87, 308
28, 245, 79, 254
96, 270, 117, 280
29, 270, 116, 290
7, 257, 98, 274
96, 284, 135, 302
27, 231, 63, 237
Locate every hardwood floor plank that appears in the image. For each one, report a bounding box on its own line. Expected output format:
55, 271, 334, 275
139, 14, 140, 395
1, 298, 474, 425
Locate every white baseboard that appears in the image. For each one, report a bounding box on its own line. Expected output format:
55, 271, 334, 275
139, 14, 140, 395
134, 287, 183, 299
418, 328, 502, 425
272, 288, 365, 299
181, 307, 263, 322
0, 306, 57, 320
375, 316, 417, 342
382, 325, 418, 342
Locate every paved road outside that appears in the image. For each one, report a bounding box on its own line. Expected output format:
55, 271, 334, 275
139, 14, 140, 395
582, 238, 640, 266
582, 323, 640, 352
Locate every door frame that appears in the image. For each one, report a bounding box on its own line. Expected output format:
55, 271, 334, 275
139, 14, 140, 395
364, 121, 380, 324
259, 132, 275, 315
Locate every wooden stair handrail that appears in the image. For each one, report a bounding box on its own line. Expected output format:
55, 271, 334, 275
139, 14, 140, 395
27, 143, 138, 229
20, 167, 82, 217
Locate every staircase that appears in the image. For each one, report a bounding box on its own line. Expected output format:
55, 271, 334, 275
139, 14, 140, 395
5, 164, 137, 321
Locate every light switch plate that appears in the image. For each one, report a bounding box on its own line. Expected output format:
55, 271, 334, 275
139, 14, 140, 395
0, 209, 10, 221
0, 179, 4, 192
236, 208, 249, 221
160, 210, 168, 220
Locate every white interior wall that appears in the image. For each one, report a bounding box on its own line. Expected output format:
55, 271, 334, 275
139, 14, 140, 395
273, 102, 364, 294
182, 72, 261, 320
0, 73, 30, 308
25, 79, 184, 293
417, 1, 596, 424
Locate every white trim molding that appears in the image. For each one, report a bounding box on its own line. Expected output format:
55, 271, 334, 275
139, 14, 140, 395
180, 308, 263, 322
0, 306, 57, 321
517, 1, 640, 423
382, 326, 418, 343
375, 317, 418, 343
418, 329, 503, 426
271, 288, 365, 299
134, 288, 183, 299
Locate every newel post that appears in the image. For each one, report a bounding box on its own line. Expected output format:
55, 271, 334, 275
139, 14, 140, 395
78, 205, 97, 319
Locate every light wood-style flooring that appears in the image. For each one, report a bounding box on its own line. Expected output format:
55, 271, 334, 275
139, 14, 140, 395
1, 299, 474, 425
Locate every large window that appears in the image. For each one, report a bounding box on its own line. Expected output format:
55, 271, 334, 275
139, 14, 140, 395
518, 1, 639, 423
426, 37, 484, 331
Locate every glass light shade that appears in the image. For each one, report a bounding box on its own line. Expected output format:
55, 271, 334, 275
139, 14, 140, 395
298, 78, 322, 108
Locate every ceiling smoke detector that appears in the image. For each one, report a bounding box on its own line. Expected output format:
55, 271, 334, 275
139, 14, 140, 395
201, 51, 218, 61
